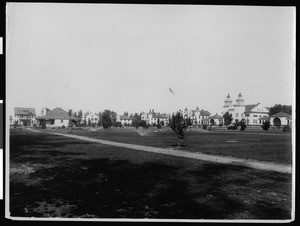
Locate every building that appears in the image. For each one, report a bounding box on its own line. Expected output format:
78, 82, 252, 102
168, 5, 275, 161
82, 112, 100, 125
223, 93, 270, 125
209, 114, 223, 125
36, 107, 79, 128
116, 115, 132, 126
141, 110, 169, 126
182, 107, 211, 125
11, 107, 36, 126
269, 111, 292, 127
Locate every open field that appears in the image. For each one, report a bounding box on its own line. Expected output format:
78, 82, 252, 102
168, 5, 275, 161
35, 126, 293, 165
9, 129, 292, 220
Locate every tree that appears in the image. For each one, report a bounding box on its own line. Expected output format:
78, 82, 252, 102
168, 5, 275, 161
78, 110, 83, 118
68, 109, 72, 116
223, 112, 233, 127
157, 117, 161, 129
139, 120, 147, 128
131, 113, 141, 129
269, 104, 292, 116
239, 119, 247, 131
262, 120, 271, 131
101, 110, 117, 128
170, 111, 190, 148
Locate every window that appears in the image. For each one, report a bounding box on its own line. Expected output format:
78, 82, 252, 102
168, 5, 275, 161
236, 113, 239, 117
61, 119, 63, 123
241, 113, 244, 118
253, 115, 258, 117
253, 119, 257, 124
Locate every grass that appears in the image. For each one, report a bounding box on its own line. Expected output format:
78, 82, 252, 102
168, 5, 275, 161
35, 126, 292, 165
9, 129, 292, 219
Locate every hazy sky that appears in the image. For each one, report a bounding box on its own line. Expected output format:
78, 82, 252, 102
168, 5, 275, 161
6, 3, 295, 116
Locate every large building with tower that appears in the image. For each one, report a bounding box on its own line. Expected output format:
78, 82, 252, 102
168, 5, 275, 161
222, 93, 270, 125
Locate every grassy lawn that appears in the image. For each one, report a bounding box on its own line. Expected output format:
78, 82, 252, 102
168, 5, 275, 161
9, 129, 292, 219
36, 127, 293, 165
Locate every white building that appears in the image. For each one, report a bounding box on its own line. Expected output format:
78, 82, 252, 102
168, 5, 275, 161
141, 110, 169, 126
116, 115, 132, 126
36, 107, 79, 127
269, 111, 292, 127
83, 112, 100, 125
222, 93, 270, 125
182, 107, 211, 125
11, 107, 37, 126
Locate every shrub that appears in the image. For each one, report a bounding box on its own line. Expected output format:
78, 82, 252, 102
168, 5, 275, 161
157, 123, 161, 129
261, 120, 270, 131
219, 123, 223, 127
62, 125, 66, 129
203, 125, 207, 129
115, 122, 122, 128
227, 125, 237, 130
40, 121, 46, 129
283, 125, 291, 132
239, 119, 247, 131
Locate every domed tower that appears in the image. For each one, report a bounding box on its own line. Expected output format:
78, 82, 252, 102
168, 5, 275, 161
223, 94, 233, 108
235, 92, 245, 106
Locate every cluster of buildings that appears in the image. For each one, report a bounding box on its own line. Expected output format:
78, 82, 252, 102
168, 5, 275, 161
9, 93, 292, 128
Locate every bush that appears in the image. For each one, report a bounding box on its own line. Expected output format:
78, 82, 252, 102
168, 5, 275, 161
239, 119, 247, 131
62, 125, 66, 129
227, 125, 237, 130
40, 121, 46, 129
283, 125, 291, 132
219, 123, 223, 127
261, 120, 270, 131
157, 123, 161, 129
203, 125, 207, 129
114, 122, 122, 128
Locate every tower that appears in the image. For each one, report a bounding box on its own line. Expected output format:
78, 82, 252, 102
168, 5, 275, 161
223, 94, 233, 108
235, 92, 245, 106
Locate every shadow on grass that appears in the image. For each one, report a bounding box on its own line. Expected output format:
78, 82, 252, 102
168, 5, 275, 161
9, 131, 292, 219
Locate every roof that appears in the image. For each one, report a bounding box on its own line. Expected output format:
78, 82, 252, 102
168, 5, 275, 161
14, 107, 36, 115
200, 110, 211, 116
210, 114, 223, 119
85, 112, 99, 118
258, 116, 270, 120
37, 108, 80, 120
270, 111, 292, 118
244, 104, 259, 113
119, 115, 132, 120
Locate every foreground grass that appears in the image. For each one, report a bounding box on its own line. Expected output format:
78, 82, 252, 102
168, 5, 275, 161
36, 126, 293, 165
9, 129, 292, 220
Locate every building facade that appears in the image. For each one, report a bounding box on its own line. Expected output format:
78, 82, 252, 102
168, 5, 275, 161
36, 107, 79, 127
222, 93, 270, 125
116, 115, 132, 126
141, 110, 169, 126
11, 107, 37, 126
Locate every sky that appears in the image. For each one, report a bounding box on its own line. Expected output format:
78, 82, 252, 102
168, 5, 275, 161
6, 3, 295, 116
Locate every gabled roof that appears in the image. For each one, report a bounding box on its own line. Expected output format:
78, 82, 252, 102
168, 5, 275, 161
37, 108, 79, 120
85, 112, 99, 118
270, 111, 292, 118
200, 110, 211, 116
210, 114, 223, 119
258, 116, 270, 120
14, 107, 36, 115
119, 115, 132, 120
244, 104, 259, 113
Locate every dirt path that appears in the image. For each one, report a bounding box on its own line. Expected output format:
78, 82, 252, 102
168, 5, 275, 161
27, 128, 292, 174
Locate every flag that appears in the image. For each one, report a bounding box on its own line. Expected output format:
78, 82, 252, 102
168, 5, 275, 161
169, 87, 175, 95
